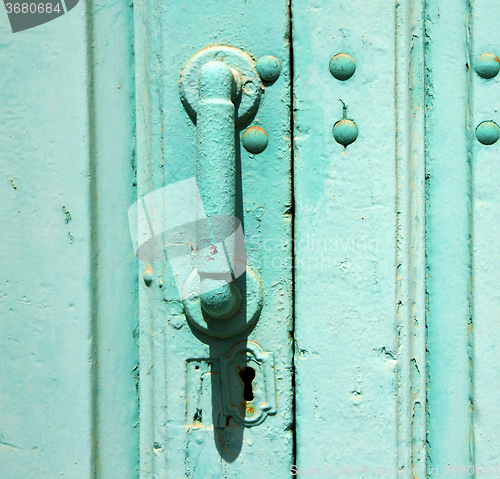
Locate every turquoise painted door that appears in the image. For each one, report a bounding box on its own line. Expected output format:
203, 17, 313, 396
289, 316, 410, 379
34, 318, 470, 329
2, 0, 500, 477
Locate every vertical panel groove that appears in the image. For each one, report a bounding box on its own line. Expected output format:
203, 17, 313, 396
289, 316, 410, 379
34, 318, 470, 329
289, 0, 297, 468
396, 0, 427, 477
85, 0, 99, 474
86, 0, 139, 475
134, 0, 156, 473
465, 0, 476, 470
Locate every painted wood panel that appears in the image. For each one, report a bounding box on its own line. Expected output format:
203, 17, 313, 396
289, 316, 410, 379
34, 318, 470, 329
471, 0, 500, 468
3, 0, 500, 476
133, 0, 292, 477
0, 6, 94, 477
87, 0, 139, 476
292, 0, 423, 474
425, 0, 475, 473
0, 1, 139, 477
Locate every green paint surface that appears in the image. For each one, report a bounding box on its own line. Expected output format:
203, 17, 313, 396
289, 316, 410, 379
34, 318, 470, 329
2, 0, 500, 477
0, 1, 138, 478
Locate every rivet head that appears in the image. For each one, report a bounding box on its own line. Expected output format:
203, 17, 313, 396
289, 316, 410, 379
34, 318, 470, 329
143, 269, 154, 287
329, 53, 356, 81
333, 119, 359, 146
256, 55, 281, 82
476, 121, 500, 145
475, 53, 500, 79
242, 126, 268, 154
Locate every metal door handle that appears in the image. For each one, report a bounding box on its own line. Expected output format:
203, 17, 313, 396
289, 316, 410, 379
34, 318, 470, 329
196, 61, 241, 318
179, 46, 264, 337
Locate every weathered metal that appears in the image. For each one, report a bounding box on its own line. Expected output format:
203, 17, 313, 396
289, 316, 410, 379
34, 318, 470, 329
256, 55, 282, 83
219, 341, 277, 427
476, 120, 500, 145
179, 47, 266, 338
475, 52, 500, 79
4, 0, 500, 477
182, 266, 263, 338
329, 53, 356, 81
194, 60, 240, 318
241, 126, 269, 154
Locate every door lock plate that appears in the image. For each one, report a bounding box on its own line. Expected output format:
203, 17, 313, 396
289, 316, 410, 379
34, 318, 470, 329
220, 341, 277, 427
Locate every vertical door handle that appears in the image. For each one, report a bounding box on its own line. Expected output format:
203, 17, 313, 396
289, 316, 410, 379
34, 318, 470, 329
196, 61, 241, 318
179, 46, 264, 337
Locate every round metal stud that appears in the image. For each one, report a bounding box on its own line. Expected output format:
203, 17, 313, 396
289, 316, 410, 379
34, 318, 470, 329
143, 269, 154, 287
242, 126, 268, 154
475, 53, 500, 79
329, 53, 356, 81
180, 46, 264, 126
256, 55, 282, 82
476, 121, 500, 145
333, 119, 359, 146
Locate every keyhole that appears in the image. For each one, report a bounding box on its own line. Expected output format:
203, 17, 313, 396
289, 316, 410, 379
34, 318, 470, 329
239, 367, 255, 401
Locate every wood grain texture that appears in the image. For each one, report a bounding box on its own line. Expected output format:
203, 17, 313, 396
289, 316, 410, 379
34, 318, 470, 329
133, 0, 292, 477
471, 0, 500, 468
4, 0, 500, 475
293, 0, 403, 472
0, 5, 94, 478
88, 0, 139, 476
425, 0, 475, 473
0, 1, 139, 477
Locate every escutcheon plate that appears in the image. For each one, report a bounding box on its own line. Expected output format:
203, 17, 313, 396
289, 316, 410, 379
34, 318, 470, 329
220, 341, 277, 427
